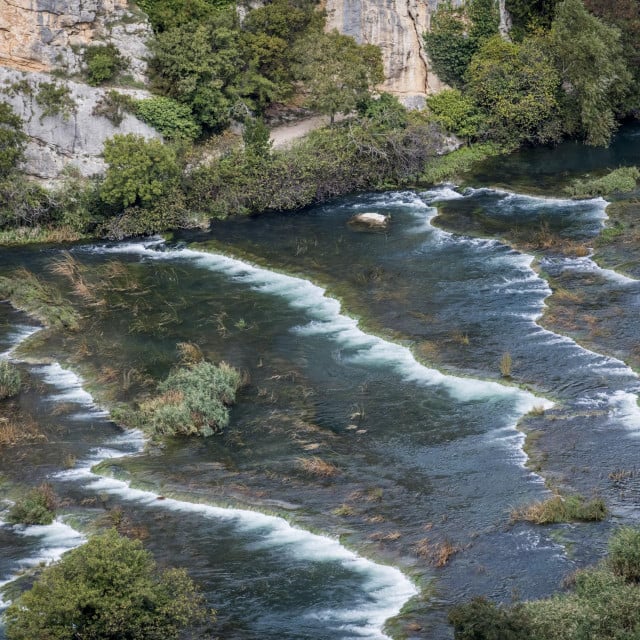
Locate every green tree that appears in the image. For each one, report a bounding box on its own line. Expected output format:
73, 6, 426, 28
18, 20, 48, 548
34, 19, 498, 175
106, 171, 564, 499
135, 96, 201, 140
426, 89, 484, 142
84, 44, 127, 86
466, 36, 562, 145
100, 134, 180, 209
296, 31, 384, 124
424, 0, 499, 88
243, 116, 272, 157
506, 0, 559, 39
0, 102, 26, 177
548, 0, 631, 146
4, 530, 210, 640
148, 11, 242, 132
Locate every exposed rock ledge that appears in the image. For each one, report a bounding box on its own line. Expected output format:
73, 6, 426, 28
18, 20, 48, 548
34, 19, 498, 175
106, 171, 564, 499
0, 67, 160, 180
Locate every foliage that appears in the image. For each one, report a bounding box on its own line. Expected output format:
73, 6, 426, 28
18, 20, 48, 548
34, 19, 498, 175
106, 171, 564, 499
427, 89, 484, 142
466, 36, 562, 145
357, 93, 409, 130
0, 360, 21, 400
511, 494, 607, 524
565, 166, 640, 197
449, 597, 531, 640
420, 142, 502, 185
423, 0, 499, 88
121, 360, 242, 438
139, 0, 232, 31
51, 171, 103, 232
83, 44, 127, 86
451, 527, 640, 640
242, 117, 272, 156
0, 268, 80, 330
187, 115, 441, 218
295, 30, 384, 123
7, 483, 57, 525
92, 90, 136, 126
135, 96, 201, 140
4, 529, 210, 640
608, 527, 640, 581
0, 102, 26, 177
36, 82, 77, 121
101, 134, 180, 209
148, 9, 242, 132
506, 0, 559, 39
548, 0, 632, 146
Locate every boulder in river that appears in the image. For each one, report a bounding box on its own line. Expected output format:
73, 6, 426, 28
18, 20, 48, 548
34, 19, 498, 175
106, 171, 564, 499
349, 212, 390, 229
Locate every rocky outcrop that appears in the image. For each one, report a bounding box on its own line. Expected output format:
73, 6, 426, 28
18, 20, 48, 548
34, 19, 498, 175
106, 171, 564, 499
0, 67, 160, 180
0, 0, 151, 82
324, 0, 464, 108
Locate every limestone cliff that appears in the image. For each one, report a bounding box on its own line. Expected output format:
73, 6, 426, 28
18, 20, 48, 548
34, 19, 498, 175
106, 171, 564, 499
0, 0, 151, 82
0, 67, 160, 180
324, 0, 465, 108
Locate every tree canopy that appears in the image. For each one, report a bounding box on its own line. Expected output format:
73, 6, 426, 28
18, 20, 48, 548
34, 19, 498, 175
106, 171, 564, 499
4, 530, 210, 640
0, 102, 26, 177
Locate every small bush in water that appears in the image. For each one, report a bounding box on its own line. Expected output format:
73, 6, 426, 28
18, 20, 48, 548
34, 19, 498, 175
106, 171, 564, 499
511, 494, 606, 524
0, 360, 21, 399
7, 483, 57, 525
127, 361, 242, 438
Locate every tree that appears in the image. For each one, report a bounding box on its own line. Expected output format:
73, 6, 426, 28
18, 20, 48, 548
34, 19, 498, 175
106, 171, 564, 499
466, 36, 562, 145
4, 530, 210, 640
0, 102, 26, 177
296, 31, 384, 124
100, 134, 180, 209
548, 0, 631, 146
426, 89, 484, 143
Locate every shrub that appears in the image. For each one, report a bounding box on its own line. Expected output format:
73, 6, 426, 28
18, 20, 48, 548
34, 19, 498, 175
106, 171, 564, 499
92, 90, 136, 126
35, 82, 77, 121
4, 529, 210, 640
0, 102, 26, 177
421, 142, 502, 185
565, 166, 640, 198
100, 134, 180, 209
7, 483, 57, 525
609, 527, 640, 582
123, 360, 242, 437
0, 360, 21, 400
511, 494, 607, 524
135, 96, 200, 140
449, 597, 531, 640
427, 89, 484, 142
84, 44, 127, 86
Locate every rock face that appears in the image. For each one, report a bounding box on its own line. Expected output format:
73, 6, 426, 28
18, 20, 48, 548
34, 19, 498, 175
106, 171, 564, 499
0, 0, 151, 82
0, 67, 160, 180
324, 0, 463, 108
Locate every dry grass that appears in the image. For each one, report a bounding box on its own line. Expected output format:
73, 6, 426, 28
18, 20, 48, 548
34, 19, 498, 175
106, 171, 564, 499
333, 504, 355, 517
177, 342, 204, 365
553, 288, 585, 304
452, 331, 470, 346
0, 416, 46, 446
297, 456, 340, 477
500, 352, 512, 378
511, 494, 607, 524
609, 469, 634, 483
415, 537, 460, 567
370, 530, 402, 542
416, 341, 439, 360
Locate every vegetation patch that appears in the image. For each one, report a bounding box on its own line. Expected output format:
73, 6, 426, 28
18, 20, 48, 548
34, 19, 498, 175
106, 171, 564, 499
566, 166, 640, 198
4, 529, 210, 640
0, 268, 80, 330
511, 494, 607, 524
450, 527, 640, 640
83, 43, 127, 86
7, 483, 57, 526
115, 359, 242, 438
0, 360, 21, 400
421, 143, 502, 185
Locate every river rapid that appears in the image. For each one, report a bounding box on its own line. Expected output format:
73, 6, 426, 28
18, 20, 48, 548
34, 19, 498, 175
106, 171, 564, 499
1, 126, 640, 638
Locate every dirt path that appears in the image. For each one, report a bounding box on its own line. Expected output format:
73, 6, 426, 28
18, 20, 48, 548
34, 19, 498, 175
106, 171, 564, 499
269, 115, 333, 149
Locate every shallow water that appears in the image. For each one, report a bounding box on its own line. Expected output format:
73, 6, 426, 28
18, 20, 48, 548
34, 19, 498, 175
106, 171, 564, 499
1, 125, 640, 638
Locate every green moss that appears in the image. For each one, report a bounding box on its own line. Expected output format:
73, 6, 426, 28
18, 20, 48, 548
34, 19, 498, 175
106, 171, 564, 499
420, 143, 503, 185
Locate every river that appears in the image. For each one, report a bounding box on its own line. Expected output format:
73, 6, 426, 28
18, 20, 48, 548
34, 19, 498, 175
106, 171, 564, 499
1, 125, 639, 639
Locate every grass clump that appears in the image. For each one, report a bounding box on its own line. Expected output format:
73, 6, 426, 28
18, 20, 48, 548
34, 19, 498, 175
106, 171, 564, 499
511, 494, 607, 524
0, 268, 80, 330
7, 483, 57, 525
421, 142, 502, 185
120, 360, 242, 438
608, 527, 640, 582
566, 166, 640, 198
0, 360, 21, 400
297, 456, 340, 477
